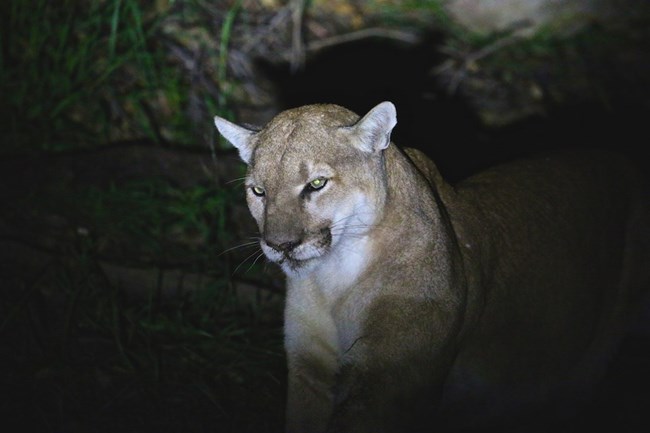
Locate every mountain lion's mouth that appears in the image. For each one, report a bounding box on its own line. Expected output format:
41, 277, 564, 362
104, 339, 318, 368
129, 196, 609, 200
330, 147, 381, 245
262, 227, 332, 271
271, 251, 319, 275
280, 256, 308, 271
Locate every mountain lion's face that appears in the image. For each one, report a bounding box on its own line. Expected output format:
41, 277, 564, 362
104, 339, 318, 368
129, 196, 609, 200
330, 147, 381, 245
238, 106, 389, 275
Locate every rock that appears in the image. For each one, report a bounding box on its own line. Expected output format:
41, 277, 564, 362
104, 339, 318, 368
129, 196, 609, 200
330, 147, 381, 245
444, 0, 641, 37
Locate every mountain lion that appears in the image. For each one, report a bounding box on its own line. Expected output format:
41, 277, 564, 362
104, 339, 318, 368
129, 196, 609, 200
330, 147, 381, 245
214, 102, 649, 432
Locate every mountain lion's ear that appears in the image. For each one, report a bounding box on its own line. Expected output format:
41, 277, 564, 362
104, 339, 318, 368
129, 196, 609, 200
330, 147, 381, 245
352, 101, 397, 153
214, 116, 256, 164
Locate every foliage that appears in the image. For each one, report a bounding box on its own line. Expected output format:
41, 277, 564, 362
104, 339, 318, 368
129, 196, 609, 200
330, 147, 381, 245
367, 0, 462, 37
1, 176, 285, 432
0, 0, 230, 153
0, 0, 287, 429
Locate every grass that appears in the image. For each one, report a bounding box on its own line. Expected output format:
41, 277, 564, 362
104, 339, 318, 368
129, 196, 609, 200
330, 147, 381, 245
1, 175, 286, 432
0, 0, 286, 431
0, 0, 229, 153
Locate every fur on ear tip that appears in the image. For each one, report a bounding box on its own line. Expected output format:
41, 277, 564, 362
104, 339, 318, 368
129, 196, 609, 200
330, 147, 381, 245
355, 101, 398, 152
213, 115, 255, 164
375, 101, 397, 126
213, 116, 235, 135
366, 101, 397, 132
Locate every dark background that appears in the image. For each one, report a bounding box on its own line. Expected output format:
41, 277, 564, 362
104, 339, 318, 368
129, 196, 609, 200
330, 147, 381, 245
1, 2, 649, 432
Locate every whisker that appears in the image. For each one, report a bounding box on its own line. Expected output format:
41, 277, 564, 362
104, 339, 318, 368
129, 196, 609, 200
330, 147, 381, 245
226, 176, 248, 186
330, 224, 372, 235
329, 214, 360, 227
245, 251, 267, 274
330, 231, 367, 238
233, 248, 264, 274
218, 240, 260, 257
330, 222, 371, 229
329, 214, 375, 230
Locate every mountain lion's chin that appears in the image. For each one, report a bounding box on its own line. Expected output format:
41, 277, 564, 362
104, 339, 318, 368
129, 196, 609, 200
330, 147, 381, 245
284, 247, 333, 275
258, 244, 327, 276
279, 256, 317, 276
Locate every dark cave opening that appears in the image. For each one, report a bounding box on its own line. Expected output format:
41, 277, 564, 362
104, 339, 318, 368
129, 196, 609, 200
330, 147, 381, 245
258, 33, 649, 183
258, 33, 485, 181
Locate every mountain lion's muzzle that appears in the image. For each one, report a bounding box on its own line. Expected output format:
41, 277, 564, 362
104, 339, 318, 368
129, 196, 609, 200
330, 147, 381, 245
262, 225, 333, 267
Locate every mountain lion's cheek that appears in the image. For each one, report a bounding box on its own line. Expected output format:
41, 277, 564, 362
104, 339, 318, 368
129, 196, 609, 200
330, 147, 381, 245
324, 191, 377, 246
246, 194, 265, 218
303, 195, 336, 222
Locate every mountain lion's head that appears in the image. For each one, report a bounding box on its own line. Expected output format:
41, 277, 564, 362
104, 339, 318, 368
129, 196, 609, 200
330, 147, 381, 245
215, 102, 397, 275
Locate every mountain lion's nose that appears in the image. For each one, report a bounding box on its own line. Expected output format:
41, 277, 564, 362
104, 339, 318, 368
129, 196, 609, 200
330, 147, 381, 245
266, 238, 301, 253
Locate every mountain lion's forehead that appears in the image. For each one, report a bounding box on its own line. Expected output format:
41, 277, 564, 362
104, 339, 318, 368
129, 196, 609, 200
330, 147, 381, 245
261, 104, 359, 139
252, 104, 360, 165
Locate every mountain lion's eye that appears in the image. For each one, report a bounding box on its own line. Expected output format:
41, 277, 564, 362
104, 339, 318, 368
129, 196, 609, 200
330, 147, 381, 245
251, 186, 265, 197
306, 177, 328, 192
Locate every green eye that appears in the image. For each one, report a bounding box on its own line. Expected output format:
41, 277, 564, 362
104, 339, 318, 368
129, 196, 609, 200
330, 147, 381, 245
251, 186, 265, 197
307, 177, 328, 191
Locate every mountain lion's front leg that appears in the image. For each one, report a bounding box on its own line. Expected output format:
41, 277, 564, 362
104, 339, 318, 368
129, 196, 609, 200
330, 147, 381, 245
284, 296, 340, 433
326, 296, 460, 433
285, 351, 337, 433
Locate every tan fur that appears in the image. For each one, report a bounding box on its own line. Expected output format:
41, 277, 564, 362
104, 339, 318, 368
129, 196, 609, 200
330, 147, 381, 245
215, 102, 649, 433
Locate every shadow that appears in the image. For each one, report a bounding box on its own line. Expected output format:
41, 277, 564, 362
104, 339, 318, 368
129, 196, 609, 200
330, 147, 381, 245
259, 33, 649, 182
258, 33, 483, 181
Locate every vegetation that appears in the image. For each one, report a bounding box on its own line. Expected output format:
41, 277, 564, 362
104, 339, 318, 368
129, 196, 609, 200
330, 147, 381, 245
0, 0, 245, 153
0, 1, 285, 431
